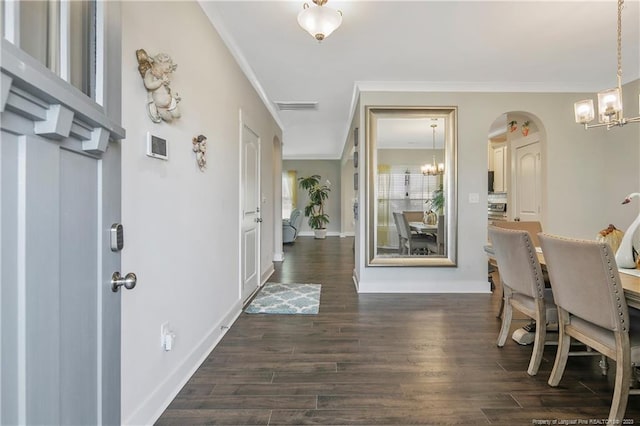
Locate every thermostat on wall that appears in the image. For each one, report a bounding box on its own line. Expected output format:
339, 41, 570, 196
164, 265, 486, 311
146, 132, 168, 160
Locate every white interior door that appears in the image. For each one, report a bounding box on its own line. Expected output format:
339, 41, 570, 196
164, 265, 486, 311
492, 145, 507, 193
241, 116, 261, 302
514, 141, 542, 222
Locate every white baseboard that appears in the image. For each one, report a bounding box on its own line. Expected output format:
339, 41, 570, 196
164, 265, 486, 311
124, 301, 242, 426
273, 251, 284, 262
261, 262, 275, 285
298, 231, 342, 237
340, 232, 355, 238
356, 279, 491, 293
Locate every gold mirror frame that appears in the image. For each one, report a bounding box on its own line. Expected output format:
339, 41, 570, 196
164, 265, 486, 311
366, 106, 458, 266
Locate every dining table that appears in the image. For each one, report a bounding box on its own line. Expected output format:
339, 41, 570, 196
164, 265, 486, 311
409, 221, 438, 234
484, 244, 640, 310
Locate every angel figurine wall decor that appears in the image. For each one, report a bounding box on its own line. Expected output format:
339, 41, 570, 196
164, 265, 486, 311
136, 49, 181, 123
192, 135, 207, 171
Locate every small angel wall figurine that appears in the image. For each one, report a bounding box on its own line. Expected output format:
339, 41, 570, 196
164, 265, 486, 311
136, 49, 181, 123
192, 135, 207, 171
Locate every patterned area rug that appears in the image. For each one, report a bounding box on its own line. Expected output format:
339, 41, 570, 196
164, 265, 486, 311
245, 283, 321, 314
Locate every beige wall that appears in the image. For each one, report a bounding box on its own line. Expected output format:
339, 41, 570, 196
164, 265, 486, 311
354, 81, 640, 292
120, 2, 282, 424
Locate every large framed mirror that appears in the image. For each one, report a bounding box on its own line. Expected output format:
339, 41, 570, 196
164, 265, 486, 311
366, 106, 457, 266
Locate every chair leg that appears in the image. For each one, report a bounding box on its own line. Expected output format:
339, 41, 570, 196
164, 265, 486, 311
496, 283, 504, 319
497, 298, 512, 347
548, 312, 571, 386
608, 353, 631, 424
527, 308, 546, 376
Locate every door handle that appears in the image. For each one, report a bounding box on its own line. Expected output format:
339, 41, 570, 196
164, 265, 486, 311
111, 272, 137, 292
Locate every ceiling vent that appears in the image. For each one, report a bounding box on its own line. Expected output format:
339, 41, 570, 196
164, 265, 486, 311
274, 101, 318, 111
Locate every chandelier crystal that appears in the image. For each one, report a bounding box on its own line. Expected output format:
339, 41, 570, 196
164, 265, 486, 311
574, 0, 640, 129
422, 123, 445, 176
297, 0, 342, 41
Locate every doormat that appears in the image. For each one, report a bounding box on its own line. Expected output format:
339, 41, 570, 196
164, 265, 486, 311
245, 282, 321, 315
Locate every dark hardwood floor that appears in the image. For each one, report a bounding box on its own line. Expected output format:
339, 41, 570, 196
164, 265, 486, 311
156, 236, 640, 425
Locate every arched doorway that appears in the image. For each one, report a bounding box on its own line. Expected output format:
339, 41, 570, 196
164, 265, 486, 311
487, 112, 546, 225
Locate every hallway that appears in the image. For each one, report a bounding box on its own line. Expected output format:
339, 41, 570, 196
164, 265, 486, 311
156, 237, 640, 425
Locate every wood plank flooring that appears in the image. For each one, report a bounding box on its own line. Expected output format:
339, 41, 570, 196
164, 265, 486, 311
156, 236, 640, 425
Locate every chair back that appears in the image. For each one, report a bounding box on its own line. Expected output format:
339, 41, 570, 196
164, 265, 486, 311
402, 211, 423, 223
290, 208, 302, 230
393, 212, 411, 241
436, 215, 445, 254
488, 226, 545, 299
492, 221, 543, 246
538, 233, 629, 332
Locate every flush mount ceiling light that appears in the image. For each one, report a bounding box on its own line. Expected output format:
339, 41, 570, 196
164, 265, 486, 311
574, 0, 640, 129
297, 0, 342, 41
421, 123, 445, 176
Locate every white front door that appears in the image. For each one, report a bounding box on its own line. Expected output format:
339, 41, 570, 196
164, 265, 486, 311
1, 41, 125, 425
0, 113, 124, 426
240, 113, 261, 301
514, 141, 542, 222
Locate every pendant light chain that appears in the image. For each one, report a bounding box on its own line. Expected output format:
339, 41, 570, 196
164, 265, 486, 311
617, 0, 623, 91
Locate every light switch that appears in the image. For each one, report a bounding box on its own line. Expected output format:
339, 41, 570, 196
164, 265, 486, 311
468, 193, 480, 204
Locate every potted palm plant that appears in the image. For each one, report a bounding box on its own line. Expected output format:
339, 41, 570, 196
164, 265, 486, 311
298, 174, 331, 239
431, 184, 444, 215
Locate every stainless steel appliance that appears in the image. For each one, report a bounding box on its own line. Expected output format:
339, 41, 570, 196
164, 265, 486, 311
488, 202, 507, 223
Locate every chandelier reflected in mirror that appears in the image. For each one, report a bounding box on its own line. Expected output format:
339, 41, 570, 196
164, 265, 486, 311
422, 123, 445, 176
574, 0, 640, 129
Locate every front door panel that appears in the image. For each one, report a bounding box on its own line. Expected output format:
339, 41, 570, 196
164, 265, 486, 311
241, 116, 261, 302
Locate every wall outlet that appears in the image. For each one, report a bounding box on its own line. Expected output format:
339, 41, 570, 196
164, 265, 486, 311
160, 322, 174, 351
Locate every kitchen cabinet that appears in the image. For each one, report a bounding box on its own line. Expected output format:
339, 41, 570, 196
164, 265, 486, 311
491, 144, 507, 193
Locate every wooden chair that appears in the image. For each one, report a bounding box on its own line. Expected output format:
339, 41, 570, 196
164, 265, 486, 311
488, 226, 557, 376
539, 233, 640, 423
393, 212, 433, 255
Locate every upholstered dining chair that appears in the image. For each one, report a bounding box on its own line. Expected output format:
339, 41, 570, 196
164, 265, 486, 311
425, 214, 445, 256
393, 212, 433, 255
488, 226, 558, 376
490, 220, 544, 319
538, 233, 640, 424
392, 212, 407, 254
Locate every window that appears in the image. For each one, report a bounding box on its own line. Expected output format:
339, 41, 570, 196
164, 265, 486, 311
14, 0, 97, 98
378, 165, 439, 212
282, 170, 297, 219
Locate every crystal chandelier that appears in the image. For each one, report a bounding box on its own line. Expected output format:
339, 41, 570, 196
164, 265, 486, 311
421, 123, 445, 176
574, 0, 640, 129
297, 0, 343, 41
